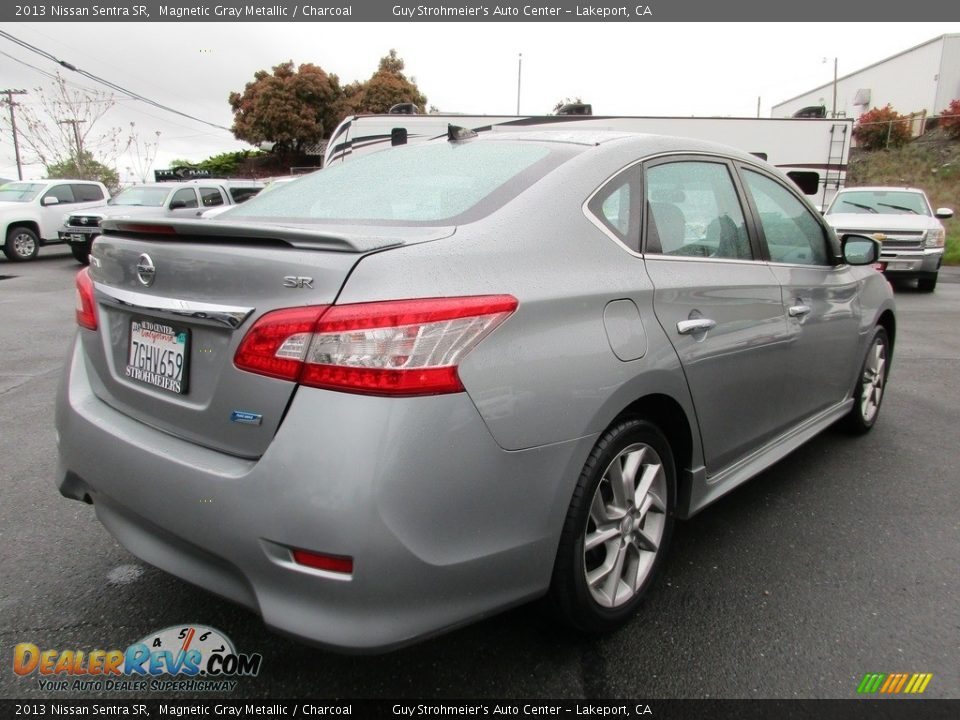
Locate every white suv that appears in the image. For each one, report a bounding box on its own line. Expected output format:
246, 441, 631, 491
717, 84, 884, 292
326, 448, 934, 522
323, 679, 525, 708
824, 186, 953, 292
0, 179, 110, 262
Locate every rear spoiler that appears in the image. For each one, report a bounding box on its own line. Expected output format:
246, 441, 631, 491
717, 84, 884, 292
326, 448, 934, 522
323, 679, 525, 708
99, 217, 455, 253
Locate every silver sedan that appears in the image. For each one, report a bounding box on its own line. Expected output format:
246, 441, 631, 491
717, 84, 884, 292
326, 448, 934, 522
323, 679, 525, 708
56, 131, 894, 650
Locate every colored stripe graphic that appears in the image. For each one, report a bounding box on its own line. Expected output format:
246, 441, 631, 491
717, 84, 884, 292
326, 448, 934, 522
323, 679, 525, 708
857, 672, 932, 694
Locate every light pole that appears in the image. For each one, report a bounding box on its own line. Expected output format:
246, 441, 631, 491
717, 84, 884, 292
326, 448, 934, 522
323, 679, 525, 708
824, 57, 838, 118
516, 53, 522, 115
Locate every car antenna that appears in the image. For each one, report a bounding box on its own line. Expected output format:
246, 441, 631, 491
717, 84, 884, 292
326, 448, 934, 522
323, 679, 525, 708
448, 124, 478, 143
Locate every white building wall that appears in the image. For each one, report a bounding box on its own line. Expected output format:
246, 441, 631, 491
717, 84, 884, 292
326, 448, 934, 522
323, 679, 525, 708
934, 36, 960, 112
772, 36, 952, 120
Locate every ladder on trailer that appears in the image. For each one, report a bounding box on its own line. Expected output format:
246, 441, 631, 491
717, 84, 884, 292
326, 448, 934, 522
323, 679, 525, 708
821, 123, 849, 209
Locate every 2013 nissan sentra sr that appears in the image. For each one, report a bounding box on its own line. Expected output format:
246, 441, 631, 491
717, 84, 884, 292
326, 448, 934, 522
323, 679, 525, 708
56, 130, 895, 651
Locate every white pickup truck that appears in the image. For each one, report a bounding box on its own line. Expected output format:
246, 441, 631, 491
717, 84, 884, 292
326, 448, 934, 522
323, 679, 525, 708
0, 179, 111, 261
59, 179, 264, 264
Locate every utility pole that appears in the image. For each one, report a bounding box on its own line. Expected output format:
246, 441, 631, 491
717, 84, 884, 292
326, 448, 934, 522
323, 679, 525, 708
58, 118, 86, 175
1, 89, 27, 180
58, 118, 85, 156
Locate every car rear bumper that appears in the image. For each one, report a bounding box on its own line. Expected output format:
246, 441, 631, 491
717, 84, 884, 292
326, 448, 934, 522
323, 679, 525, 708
55, 338, 592, 651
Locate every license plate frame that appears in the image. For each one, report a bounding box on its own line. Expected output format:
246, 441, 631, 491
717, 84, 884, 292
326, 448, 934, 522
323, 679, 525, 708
125, 318, 190, 394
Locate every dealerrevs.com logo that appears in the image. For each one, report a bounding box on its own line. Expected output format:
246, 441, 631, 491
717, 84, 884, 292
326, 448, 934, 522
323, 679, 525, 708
13, 625, 262, 692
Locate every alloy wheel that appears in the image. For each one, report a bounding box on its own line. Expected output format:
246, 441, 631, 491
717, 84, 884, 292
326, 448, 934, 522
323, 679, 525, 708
583, 442, 668, 608
860, 337, 887, 423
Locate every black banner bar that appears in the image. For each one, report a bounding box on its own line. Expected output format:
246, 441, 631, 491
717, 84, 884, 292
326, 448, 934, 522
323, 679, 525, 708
2, 699, 960, 720
3, 0, 960, 23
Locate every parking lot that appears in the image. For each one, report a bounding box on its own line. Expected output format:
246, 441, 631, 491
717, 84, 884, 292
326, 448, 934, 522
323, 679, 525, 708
1, 246, 958, 699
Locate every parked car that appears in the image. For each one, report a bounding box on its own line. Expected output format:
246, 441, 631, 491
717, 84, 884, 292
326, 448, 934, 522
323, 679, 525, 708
824, 186, 953, 292
202, 177, 294, 218
57, 131, 894, 651
0, 179, 110, 261
60, 179, 264, 264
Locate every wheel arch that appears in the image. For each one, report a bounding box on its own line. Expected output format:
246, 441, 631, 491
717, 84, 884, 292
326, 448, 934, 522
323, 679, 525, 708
6, 220, 41, 237
877, 309, 896, 356
615, 393, 695, 518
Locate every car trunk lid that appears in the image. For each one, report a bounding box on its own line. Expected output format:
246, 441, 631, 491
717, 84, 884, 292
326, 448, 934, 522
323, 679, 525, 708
81, 219, 453, 458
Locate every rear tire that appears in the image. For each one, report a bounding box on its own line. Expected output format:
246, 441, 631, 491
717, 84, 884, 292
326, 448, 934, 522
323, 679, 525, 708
549, 418, 676, 635
842, 327, 890, 435
4, 226, 40, 262
70, 240, 91, 265
917, 274, 937, 293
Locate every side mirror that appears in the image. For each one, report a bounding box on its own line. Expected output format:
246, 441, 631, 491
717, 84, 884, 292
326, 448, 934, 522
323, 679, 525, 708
169, 199, 186, 210
934, 207, 953, 219
42, 196, 60, 206
842, 234, 881, 266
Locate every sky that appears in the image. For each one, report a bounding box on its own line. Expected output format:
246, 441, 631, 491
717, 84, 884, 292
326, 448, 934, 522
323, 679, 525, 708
1, 21, 959, 181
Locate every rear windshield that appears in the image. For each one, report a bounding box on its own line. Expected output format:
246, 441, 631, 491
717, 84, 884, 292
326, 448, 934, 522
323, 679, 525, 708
224, 141, 567, 225
827, 190, 930, 216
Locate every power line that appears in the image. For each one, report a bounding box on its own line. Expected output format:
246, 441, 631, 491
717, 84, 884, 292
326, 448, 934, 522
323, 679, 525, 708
0, 30, 233, 134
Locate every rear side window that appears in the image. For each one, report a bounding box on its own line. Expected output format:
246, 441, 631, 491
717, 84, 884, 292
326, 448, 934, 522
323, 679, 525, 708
742, 170, 829, 266
228, 141, 564, 225
644, 161, 752, 260
199, 187, 225, 207
72, 184, 105, 202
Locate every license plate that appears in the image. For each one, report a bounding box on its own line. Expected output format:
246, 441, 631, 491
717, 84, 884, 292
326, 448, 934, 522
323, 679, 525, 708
126, 319, 189, 394
69, 233, 88, 243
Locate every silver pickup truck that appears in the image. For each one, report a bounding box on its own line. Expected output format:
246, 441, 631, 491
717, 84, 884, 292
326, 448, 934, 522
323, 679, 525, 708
59, 179, 263, 264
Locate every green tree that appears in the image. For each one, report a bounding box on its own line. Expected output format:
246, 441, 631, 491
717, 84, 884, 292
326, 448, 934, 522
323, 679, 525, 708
853, 105, 912, 150
351, 50, 427, 115
47, 151, 119, 192
229, 61, 343, 155
940, 99, 960, 140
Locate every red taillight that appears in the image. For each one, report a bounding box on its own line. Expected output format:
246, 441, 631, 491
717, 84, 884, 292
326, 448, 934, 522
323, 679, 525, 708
75, 267, 98, 330
234, 295, 518, 396
234, 306, 328, 381
291, 548, 353, 575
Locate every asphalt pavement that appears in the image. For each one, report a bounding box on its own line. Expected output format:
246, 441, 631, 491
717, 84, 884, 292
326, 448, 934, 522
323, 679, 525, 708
1, 247, 957, 699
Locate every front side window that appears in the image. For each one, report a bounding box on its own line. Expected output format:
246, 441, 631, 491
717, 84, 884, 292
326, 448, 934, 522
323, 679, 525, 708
743, 170, 829, 266
43, 184, 76, 204
644, 161, 752, 260
170, 188, 199, 209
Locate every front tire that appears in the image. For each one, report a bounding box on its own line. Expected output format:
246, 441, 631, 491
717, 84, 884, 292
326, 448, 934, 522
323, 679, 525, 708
4, 226, 40, 262
549, 418, 676, 635
70, 240, 91, 265
917, 274, 937, 293
842, 327, 890, 434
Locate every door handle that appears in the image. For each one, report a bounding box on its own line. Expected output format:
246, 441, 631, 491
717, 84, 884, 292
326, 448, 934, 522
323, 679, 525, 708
677, 318, 717, 335
788, 304, 812, 318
